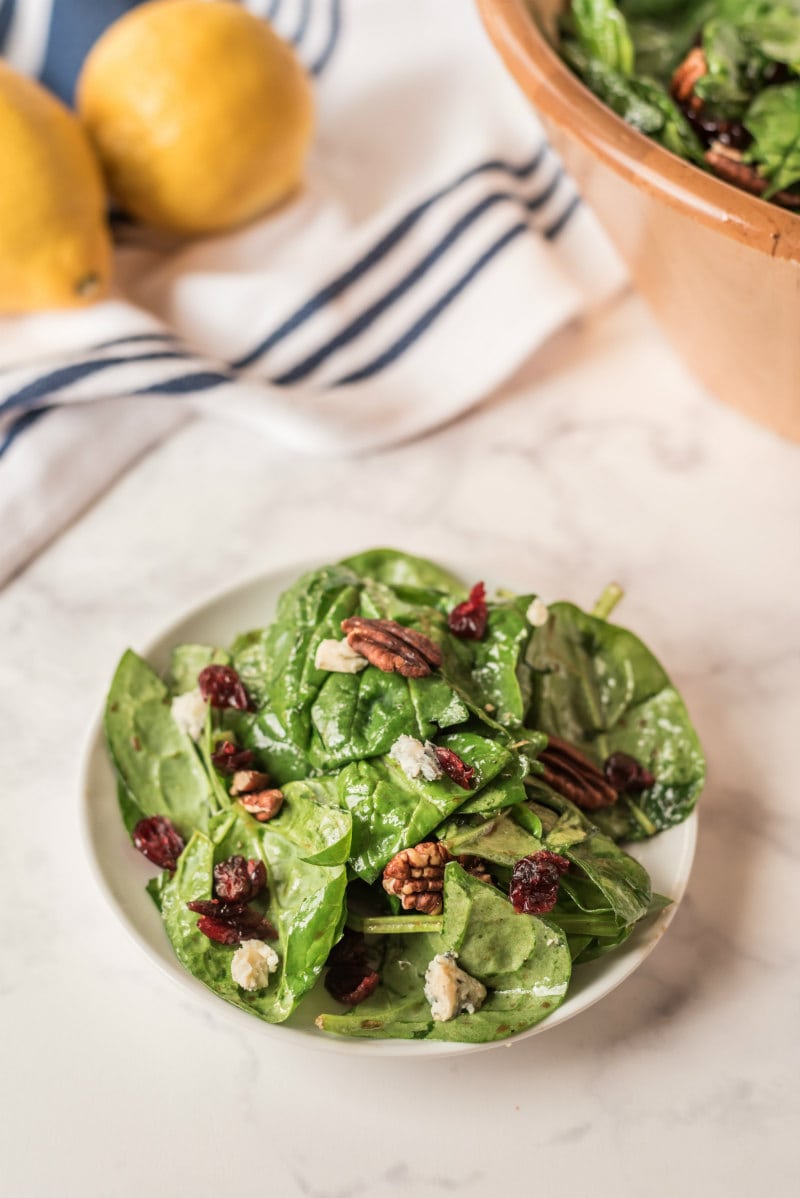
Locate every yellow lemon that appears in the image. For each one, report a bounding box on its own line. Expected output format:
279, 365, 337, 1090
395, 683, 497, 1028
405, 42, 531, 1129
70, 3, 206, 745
0, 61, 111, 314
76, 0, 315, 236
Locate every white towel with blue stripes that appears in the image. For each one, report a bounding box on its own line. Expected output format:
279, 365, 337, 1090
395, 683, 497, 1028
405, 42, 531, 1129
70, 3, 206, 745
0, 0, 625, 584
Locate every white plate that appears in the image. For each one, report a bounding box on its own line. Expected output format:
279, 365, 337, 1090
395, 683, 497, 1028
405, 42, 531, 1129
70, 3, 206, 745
80, 559, 697, 1057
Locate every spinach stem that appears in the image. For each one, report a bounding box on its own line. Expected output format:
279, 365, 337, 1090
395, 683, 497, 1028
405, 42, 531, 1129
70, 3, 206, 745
346, 913, 444, 935
592, 582, 625, 621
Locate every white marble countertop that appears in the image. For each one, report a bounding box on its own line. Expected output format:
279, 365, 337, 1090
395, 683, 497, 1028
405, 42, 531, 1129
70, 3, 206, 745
2, 294, 798, 1198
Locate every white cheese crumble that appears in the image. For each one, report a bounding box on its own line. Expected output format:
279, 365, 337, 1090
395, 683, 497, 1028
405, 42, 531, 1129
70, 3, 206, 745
314, 637, 368, 673
423, 952, 487, 1022
170, 687, 208, 742
389, 734, 443, 782
231, 940, 280, 991
526, 597, 550, 627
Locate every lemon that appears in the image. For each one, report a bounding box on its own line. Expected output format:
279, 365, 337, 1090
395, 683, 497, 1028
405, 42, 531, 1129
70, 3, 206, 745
76, 0, 315, 236
0, 61, 111, 314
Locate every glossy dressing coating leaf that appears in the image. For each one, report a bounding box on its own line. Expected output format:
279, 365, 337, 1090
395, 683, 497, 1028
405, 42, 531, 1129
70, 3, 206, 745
526, 602, 705, 840
105, 649, 213, 836
316, 865, 572, 1041
154, 794, 348, 1023
339, 732, 514, 882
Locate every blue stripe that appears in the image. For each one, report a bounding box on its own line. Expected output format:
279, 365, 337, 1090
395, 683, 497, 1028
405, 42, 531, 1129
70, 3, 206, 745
0, 406, 51, 461
544, 195, 580, 239
88, 332, 181, 353
331, 193, 580, 386
334, 222, 529, 386
265, 0, 282, 19
310, 0, 341, 76
289, 0, 311, 45
0, 0, 16, 47
0, 333, 180, 380
0, 351, 193, 417
233, 146, 547, 369
273, 170, 563, 385
133, 371, 232, 395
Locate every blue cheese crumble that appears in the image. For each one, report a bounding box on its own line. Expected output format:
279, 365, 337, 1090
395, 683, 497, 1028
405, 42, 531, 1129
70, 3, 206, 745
423, 952, 487, 1022
170, 687, 207, 742
389, 735, 443, 782
231, 940, 280, 991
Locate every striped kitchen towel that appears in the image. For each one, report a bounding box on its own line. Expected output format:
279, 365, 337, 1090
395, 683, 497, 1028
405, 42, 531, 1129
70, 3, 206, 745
0, 0, 626, 585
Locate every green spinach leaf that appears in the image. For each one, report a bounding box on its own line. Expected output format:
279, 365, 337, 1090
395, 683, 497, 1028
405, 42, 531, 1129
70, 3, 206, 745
316, 865, 572, 1041
339, 731, 514, 882
152, 794, 349, 1023
526, 602, 705, 840
105, 649, 213, 836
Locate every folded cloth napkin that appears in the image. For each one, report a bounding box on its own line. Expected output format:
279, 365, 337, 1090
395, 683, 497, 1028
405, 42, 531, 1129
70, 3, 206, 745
0, 0, 626, 585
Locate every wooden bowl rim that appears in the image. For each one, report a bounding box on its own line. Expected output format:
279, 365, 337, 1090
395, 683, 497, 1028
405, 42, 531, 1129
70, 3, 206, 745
477, 0, 800, 260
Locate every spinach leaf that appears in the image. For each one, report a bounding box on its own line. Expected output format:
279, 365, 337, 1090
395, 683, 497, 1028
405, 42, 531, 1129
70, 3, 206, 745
105, 649, 213, 836
152, 794, 348, 1023
526, 602, 705, 840
339, 548, 466, 602
308, 666, 468, 770
745, 83, 800, 193
563, 43, 707, 162
469, 596, 536, 725
696, 19, 762, 113
316, 865, 572, 1041
623, 0, 715, 81
570, 0, 636, 74
439, 807, 543, 867
339, 732, 514, 882
535, 795, 652, 924
165, 643, 229, 697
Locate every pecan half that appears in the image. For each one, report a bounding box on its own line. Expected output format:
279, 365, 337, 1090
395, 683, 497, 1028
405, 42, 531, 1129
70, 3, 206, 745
341, 616, 442, 679
382, 841, 451, 914
229, 769, 271, 796
670, 46, 707, 113
705, 141, 800, 207
538, 735, 618, 811
238, 789, 285, 822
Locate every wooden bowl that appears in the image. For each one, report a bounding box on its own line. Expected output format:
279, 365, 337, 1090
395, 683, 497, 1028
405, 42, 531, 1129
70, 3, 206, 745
478, 0, 800, 441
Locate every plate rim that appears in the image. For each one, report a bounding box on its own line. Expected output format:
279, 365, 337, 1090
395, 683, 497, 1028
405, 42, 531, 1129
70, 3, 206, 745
78, 555, 698, 1058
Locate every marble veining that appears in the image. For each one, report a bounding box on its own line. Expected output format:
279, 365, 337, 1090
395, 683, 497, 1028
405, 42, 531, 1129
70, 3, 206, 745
1, 296, 798, 1197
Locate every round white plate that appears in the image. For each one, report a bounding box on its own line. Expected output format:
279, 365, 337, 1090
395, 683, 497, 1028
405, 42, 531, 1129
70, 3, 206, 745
80, 559, 697, 1057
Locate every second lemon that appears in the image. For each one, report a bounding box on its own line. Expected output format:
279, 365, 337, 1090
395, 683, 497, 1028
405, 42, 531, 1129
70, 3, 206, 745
77, 0, 315, 236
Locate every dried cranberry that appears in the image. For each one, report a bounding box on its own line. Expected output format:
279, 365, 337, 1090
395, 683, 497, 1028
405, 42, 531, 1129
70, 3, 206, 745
448, 582, 488, 640
604, 751, 655, 794
198, 665, 252, 711
210, 739, 256, 774
213, 855, 267, 903
325, 964, 380, 1006
196, 915, 241, 945
188, 898, 277, 943
326, 928, 369, 969
433, 745, 475, 789
509, 851, 570, 915
132, 815, 184, 871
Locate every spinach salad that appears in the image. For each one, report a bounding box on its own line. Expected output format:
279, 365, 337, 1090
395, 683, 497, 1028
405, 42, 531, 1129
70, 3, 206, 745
104, 549, 705, 1042
560, 0, 800, 208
